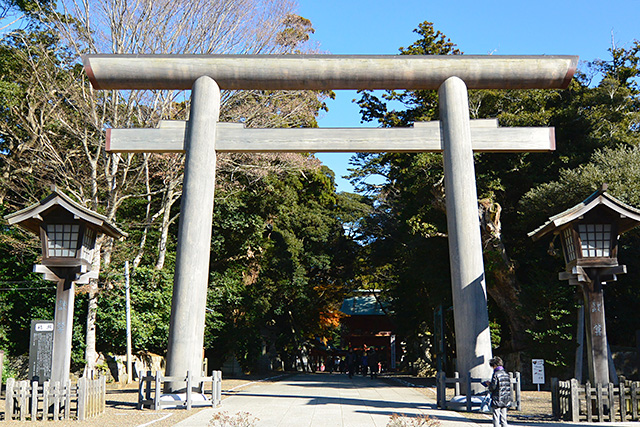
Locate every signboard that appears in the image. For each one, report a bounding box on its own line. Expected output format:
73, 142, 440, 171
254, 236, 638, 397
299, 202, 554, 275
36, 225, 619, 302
29, 320, 54, 383
390, 335, 396, 370
532, 359, 545, 385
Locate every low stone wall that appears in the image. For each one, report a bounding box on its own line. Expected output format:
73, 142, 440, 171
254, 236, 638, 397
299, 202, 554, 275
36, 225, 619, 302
98, 353, 165, 383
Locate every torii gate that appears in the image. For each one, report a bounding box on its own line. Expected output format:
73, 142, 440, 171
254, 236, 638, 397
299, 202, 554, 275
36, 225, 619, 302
84, 54, 577, 392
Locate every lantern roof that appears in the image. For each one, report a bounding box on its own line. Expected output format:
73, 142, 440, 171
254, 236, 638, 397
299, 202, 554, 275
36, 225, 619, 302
529, 185, 640, 242
4, 189, 127, 239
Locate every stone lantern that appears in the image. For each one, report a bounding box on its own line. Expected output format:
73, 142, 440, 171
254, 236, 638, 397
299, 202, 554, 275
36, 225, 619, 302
529, 185, 640, 385
5, 190, 126, 384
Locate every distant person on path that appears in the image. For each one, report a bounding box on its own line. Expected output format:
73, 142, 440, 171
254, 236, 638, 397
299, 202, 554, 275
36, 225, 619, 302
482, 356, 511, 427
346, 349, 356, 378
361, 351, 368, 376
368, 348, 379, 378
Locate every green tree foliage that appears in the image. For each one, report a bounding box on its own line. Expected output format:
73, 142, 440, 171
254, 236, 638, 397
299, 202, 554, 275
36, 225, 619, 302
351, 20, 640, 376
96, 266, 173, 355
0, 1, 356, 375
204, 163, 368, 371
520, 145, 640, 360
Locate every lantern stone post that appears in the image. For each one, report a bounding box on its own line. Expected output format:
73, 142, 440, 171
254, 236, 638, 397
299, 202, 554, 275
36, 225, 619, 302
581, 275, 610, 384
530, 186, 640, 385
5, 191, 126, 385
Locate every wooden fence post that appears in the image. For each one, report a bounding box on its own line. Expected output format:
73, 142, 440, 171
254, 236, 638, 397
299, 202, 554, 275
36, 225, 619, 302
551, 378, 559, 418
6, 377, 14, 420
437, 371, 445, 409
209, 373, 214, 407
509, 372, 514, 409
515, 372, 522, 411
102, 376, 107, 414
42, 381, 49, 421
146, 370, 153, 403
585, 382, 592, 422
631, 381, 638, 420
78, 377, 86, 421
154, 371, 161, 410
570, 378, 580, 422
52, 381, 60, 421
88, 377, 92, 418
18, 380, 28, 421
137, 372, 146, 409
31, 380, 38, 421
596, 382, 604, 422
619, 380, 626, 421
186, 371, 192, 411
558, 381, 564, 418
214, 370, 222, 406
466, 372, 472, 412
64, 380, 71, 421
607, 382, 614, 422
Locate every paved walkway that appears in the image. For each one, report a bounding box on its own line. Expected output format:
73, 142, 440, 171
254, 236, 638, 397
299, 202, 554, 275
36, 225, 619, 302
174, 373, 636, 427
175, 373, 482, 427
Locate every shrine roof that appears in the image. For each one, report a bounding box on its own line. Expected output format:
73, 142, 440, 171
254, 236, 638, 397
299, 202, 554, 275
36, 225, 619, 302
340, 295, 389, 316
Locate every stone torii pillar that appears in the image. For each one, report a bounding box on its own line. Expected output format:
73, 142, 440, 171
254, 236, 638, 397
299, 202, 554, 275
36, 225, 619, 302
84, 54, 577, 391
165, 76, 220, 386
439, 76, 492, 388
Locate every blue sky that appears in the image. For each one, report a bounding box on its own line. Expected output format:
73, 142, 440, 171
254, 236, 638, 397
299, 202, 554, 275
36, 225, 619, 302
296, 0, 640, 192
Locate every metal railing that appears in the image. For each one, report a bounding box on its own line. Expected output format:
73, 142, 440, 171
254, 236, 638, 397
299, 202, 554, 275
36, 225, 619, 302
137, 370, 222, 410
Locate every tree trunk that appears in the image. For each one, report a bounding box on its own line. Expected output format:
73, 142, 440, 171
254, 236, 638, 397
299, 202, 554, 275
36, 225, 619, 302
155, 180, 180, 270
479, 199, 530, 352
133, 155, 152, 269
84, 280, 99, 376
84, 237, 104, 377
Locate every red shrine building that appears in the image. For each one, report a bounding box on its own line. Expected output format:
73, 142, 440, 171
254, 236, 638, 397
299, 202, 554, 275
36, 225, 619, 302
340, 293, 397, 370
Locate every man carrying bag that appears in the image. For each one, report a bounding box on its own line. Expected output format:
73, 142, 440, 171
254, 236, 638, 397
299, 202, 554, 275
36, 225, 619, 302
482, 357, 512, 427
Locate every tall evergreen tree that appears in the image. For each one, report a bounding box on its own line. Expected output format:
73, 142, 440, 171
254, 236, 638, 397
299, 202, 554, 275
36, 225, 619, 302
351, 20, 640, 375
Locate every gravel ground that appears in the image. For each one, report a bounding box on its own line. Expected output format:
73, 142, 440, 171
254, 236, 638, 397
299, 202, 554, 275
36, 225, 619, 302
1, 374, 286, 427
2, 373, 555, 426
383, 374, 555, 423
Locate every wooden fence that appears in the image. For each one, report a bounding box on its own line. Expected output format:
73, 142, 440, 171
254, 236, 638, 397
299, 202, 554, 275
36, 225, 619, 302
4, 376, 105, 421
552, 377, 640, 422
138, 370, 222, 410
436, 371, 521, 412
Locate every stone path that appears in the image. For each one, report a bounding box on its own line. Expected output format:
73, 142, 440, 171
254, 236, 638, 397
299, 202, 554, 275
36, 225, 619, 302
175, 373, 481, 427
175, 372, 640, 427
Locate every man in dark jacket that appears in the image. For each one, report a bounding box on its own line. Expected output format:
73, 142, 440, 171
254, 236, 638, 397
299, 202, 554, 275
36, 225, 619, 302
346, 349, 356, 379
482, 357, 511, 427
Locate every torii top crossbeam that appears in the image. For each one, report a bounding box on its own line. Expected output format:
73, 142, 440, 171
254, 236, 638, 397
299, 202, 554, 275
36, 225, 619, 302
83, 54, 578, 91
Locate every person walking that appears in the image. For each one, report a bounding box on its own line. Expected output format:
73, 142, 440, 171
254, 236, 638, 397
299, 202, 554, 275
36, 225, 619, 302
482, 357, 511, 427
368, 348, 379, 378
361, 351, 368, 376
346, 349, 356, 379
